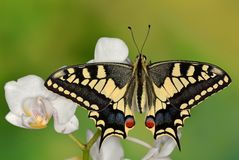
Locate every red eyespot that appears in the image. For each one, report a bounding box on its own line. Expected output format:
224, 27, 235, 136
145, 117, 155, 128
125, 117, 135, 128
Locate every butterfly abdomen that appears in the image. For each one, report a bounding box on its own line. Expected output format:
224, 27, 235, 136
135, 57, 148, 113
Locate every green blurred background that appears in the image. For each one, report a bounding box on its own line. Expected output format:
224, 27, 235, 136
0, 0, 238, 159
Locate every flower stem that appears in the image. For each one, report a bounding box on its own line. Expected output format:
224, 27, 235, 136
86, 129, 101, 150
82, 150, 89, 160
68, 134, 85, 150
126, 136, 152, 149
68, 130, 101, 160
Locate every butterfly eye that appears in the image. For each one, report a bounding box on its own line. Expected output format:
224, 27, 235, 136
125, 116, 135, 128
145, 117, 155, 128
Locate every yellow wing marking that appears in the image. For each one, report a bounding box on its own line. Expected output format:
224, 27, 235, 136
67, 74, 76, 83
188, 77, 196, 84
82, 68, 91, 78
53, 83, 58, 88
186, 65, 195, 76
73, 78, 79, 84
163, 77, 178, 97
88, 79, 98, 88
172, 78, 184, 91
47, 79, 53, 86
67, 68, 75, 74
81, 79, 89, 86
94, 79, 106, 93
153, 83, 168, 102
172, 63, 181, 77
101, 78, 116, 97
180, 77, 189, 87
97, 65, 106, 78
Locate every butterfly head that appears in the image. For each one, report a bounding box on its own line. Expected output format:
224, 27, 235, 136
136, 54, 149, 66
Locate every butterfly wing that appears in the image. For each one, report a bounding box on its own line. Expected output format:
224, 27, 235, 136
146, 61, 231, 149
45, 63, 135, 145
89, 100, 135, 147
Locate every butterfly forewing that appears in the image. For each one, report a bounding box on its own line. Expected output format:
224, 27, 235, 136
145, 61, 231, 148
45, 63, 135, 145
45, 63, 132, 110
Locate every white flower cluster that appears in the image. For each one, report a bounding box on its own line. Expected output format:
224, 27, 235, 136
4, 37, 178, 160
5, 75, 79, 134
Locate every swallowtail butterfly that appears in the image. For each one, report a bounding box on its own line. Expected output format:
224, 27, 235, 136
45, 40, 231, 149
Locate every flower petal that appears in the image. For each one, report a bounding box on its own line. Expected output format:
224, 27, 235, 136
101, 136, 124, 160
54, 115, 79, 134
87, 130, 124, 160
142, 147, 158, 160
143, 131, 181, 160
23, 97, 53, 118
4, 75, 55, 115
51, 96, 77, 124
94, 37, 129, 63
156, 130, 182, 158
21, 97, 53, 129
5, 112, 26, 128
87, 59, 95, 63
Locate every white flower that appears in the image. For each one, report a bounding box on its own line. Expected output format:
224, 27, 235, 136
87, 38, 129, 160
87, 130, 124, 160
142, 131, 182, 160
88, 37, 130, 64
4, 75, 79, 134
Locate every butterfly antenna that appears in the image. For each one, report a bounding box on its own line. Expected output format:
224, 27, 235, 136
128, 26, 140, 53
140, 25, 151, 53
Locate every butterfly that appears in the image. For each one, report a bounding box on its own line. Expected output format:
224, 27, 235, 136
44, 51, 231, 149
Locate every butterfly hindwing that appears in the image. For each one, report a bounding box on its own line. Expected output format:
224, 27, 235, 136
146, 61, 231, 148
89, 99, 135, 147
146, 101, 190, 149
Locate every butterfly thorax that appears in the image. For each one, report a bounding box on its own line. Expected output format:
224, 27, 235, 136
133, 54, 149, 113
